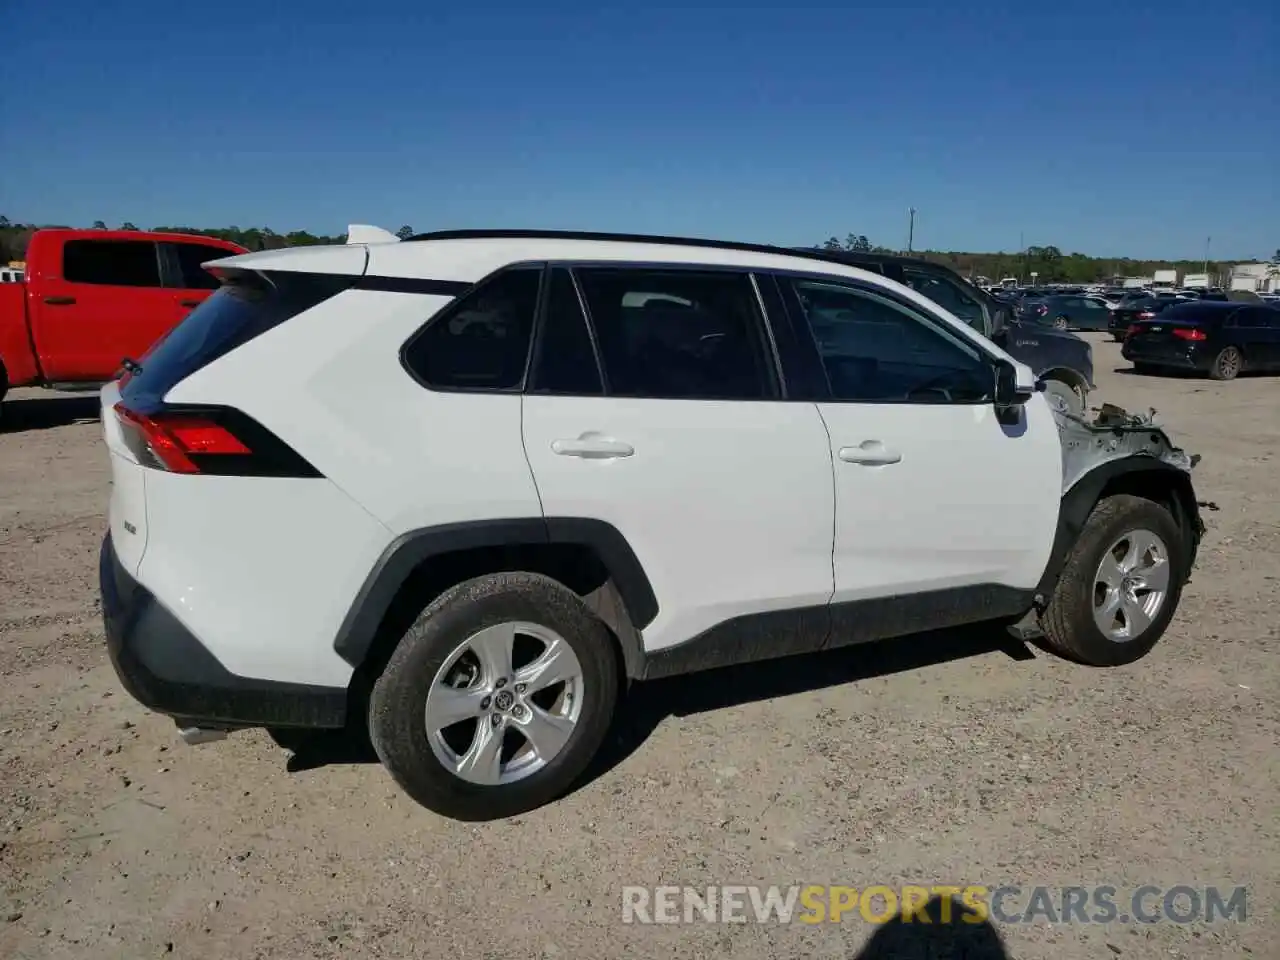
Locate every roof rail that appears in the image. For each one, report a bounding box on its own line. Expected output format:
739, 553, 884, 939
403, 228, 860, 266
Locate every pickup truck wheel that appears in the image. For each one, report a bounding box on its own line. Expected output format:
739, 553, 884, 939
1041, 378, 1085, 416
368, 571, 619, 820
1039, 494, 1186, 667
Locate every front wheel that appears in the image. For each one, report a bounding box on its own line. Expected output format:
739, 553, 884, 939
369, 571, 619, 820
1038, 494, 1186, 666
1052, 315, 1070, 330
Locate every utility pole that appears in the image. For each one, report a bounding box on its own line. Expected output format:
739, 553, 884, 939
1204, 236, 1210, 279
907, 207, 916, 254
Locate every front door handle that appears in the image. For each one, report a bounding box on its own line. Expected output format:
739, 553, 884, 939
551, 437, 634, 460
838, 441, 902, 466
43, 296, 76, 305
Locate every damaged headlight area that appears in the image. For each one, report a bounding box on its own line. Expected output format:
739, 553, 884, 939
1054, 401, 1199, 494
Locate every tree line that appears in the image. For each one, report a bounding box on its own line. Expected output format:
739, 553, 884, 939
816, 233, 1279, 285
1, 217, 1270, 286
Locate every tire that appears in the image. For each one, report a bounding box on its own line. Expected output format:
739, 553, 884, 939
1209, 346, 1242, 381
369, 571, 619, 820
1039, 494, 1186, 667
1052, 315, 1069, 330
1041, 378, 1085, 416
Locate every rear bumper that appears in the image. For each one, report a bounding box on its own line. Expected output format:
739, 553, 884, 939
1121, 341, 1207, 370
100, 533, 347, 730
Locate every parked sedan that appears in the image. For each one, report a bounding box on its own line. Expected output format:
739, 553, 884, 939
1107, 296, 1180, 340
1122, 302, 1280, 380
1018, 294, 1113, 331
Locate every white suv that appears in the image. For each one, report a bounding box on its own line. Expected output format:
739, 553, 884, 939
99, 228, 1205, 820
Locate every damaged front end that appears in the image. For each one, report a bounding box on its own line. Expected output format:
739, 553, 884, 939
1054, 401, 1199, 494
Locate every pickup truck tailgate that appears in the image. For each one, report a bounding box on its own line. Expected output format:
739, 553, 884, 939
100, 381, 148, 576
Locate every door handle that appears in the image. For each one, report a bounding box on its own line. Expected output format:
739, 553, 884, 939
551, 437, 634, 459
838, 441, 902, 466
179, 299, 201, 308
43, 296, 76, 305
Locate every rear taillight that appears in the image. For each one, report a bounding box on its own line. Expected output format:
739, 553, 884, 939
1138, 311, 1155, 319
1172, 327, 1207, 341
1127, 324, 1142, 336
1036, 305, 1047, 315
113, 403, 319, 478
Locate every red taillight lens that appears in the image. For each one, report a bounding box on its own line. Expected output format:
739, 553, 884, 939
1127, 324, 1142, 336
1036, 305, 1047, 315
114, 403, 250, 473
1172, 327, 1207, 341
1137, 311, 1155, 319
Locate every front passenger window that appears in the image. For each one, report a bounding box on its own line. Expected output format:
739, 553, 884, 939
786, 278, 994, 404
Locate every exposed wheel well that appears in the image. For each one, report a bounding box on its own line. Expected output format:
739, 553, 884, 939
1039, 366, 1089, 393
1095, 469, 1201, 554
345, 542, 633, 717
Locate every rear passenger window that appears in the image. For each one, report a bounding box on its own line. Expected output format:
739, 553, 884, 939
403, 267, 541, 391
574, 268, 775, 400
528, 269, 603, 395
63, 240, 161, 287
171, 242, 237, 290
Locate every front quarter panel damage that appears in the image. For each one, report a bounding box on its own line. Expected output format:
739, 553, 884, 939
1055, 402, 1199, 495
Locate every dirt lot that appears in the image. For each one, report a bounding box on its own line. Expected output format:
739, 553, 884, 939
1, 336, 1276, 960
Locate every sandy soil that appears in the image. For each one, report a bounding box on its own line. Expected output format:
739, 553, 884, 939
1, 337, 1276, 960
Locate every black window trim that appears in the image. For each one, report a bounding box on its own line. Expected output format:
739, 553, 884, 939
769, 267, 1004, 406
159, 240, 243, 291
398, 261, 547, 395
62, 237, 164, 289
560, 260, 785, 403
524, 265, 609, 398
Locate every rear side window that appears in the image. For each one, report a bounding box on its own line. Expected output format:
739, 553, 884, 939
120, 271, 352, 410
170, 242, 238, 290
63, 239, 161, 287
403, 267, 541, 391
574, 267, 776, 400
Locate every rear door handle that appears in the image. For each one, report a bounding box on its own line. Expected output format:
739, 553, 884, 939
43, 296, 76, 305
838, 441, 902, 466
179, 299, 201, 308
551, 437, 634, 459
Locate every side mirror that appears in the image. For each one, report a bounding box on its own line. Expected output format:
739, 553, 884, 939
993, 360, 1033, 407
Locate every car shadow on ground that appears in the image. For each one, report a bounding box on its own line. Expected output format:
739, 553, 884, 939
851, 896, 1010, 959
0, 394, 100, 433
283, 622, 1036, 790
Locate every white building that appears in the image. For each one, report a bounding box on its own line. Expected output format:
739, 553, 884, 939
1228, 263, 1280, 294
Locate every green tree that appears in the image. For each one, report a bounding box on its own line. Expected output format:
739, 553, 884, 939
821, 236, 843, 251
120, 221, 138, 231
845, 234, 872, 252
92, 220, 107, 230
396, 225, 414, 240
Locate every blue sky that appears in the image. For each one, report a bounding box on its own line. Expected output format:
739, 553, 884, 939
1, 0, 1275, 260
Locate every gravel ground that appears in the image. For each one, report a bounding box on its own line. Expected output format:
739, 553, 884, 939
1, 336, 1276, 960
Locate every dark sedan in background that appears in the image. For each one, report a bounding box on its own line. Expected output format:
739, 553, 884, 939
1122, 302, 1280, 380
1108, 296, 1182, 340
1018, 294, 1113, 331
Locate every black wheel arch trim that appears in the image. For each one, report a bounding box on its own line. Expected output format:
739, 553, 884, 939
1036, 458, 1204, 600
332, 517, 659, 669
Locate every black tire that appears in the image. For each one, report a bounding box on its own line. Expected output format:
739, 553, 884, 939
1038, 495, 1186, 667
1052, 315, 1069, 330
368, 571, 619, 820
1209, 346, 1242, 381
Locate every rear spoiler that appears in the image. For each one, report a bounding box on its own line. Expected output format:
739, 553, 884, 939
346, 224, 400, 245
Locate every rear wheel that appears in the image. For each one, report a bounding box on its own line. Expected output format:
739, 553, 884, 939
1039, 495, 1186, 667
1052, 315, 1069, 330
1209, 346, 1242, 381
369, 571, 619, 820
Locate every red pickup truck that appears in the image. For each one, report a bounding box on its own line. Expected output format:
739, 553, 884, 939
0, 229, 246, 403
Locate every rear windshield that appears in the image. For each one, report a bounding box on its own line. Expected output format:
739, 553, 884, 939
120, 271, 352, 410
